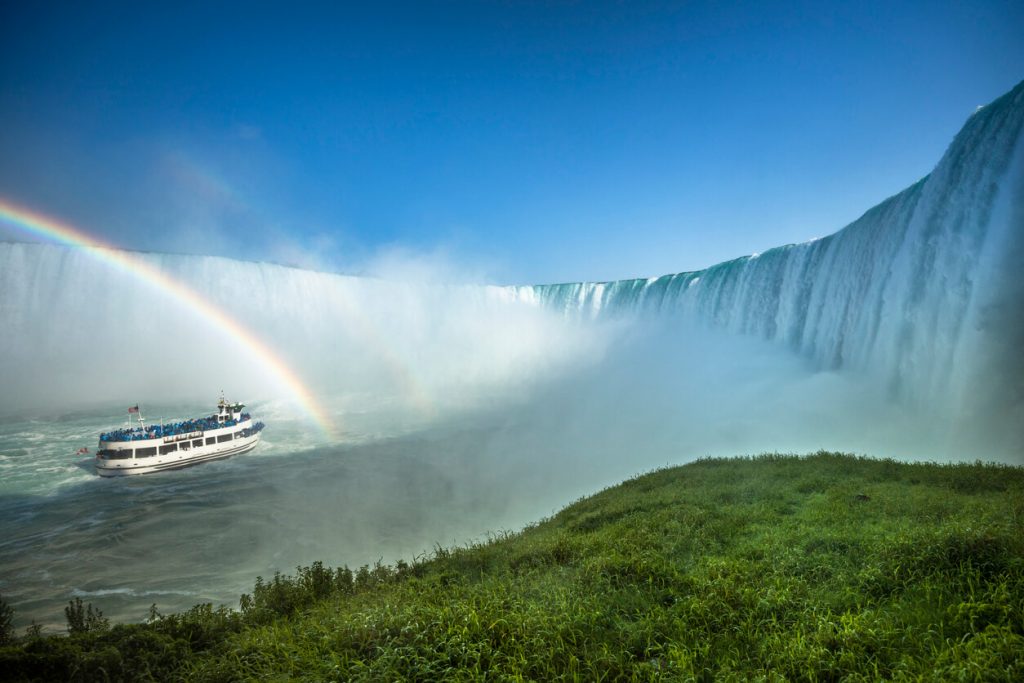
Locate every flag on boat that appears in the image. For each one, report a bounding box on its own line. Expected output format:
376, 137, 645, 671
128, 405, 139, 414
76, 447, 89, 455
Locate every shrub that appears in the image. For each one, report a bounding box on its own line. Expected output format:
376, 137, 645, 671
64, 597, 108, 635
239, 561, 396, 624
0, 592, 13, 646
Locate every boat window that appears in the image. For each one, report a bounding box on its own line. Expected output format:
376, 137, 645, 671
206, 437, 216, 445
192, 439, 203, 447
217, 433, 233, 443
179, 441, 190, 451
159, 444, 178, 455
136, 447, 157, 458
98, 449, 133, 460
234, 431, 243, 439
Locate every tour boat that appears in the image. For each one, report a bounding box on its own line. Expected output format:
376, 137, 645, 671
94, 397, 265, 476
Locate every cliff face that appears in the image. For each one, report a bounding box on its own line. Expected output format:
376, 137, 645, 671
518, 82, 1024, 418
2, 83, 1022, 451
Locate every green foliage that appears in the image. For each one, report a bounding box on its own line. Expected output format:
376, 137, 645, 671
63, 597, 108, 635
0, 601, 248, 681
3, 452, 1023, 681
238, 560, 395, 625
0, 592, 14, 646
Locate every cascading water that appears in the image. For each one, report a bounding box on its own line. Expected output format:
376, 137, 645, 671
1, 83, 1023, 451
0, 243, 601, 420
515, 81, 1024, 441
0, 81, 1022, 629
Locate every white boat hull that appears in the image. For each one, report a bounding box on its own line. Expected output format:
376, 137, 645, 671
95, 423, 262, 477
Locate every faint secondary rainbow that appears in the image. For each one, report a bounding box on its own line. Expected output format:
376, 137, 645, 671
0, 198, 336, 439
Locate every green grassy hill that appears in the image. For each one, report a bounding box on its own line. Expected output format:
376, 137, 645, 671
3, 452, 1023, 681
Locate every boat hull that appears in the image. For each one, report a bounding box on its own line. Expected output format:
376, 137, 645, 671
95, 433, 261, 477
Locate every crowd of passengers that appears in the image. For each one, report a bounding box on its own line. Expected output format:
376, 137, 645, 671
100, 413, 253, 442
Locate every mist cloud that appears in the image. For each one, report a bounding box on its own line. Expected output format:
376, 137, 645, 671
3, 240, 1017, 465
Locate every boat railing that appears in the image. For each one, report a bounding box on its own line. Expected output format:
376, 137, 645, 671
101, 413, 255, 442
163, 430, 204, 444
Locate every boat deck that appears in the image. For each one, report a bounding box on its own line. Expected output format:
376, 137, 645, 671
100, 413, 253, 443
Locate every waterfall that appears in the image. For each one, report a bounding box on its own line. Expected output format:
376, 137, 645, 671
515, 81, 1024, 420
1, 82, 1021, 455
0, 242, 599, 417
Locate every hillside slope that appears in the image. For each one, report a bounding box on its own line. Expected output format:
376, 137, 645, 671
3, 453, 1022, 681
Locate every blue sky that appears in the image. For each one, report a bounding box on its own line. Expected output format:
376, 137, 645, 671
1, 1, 1022, 284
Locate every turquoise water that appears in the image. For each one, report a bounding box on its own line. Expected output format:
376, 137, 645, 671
2, 378, 667, 632
0, 398, 531, 631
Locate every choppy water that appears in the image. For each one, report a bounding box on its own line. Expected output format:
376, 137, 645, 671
2, 326, 1019, 633
0, 397, 570, 631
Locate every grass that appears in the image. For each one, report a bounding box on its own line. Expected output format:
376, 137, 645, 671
2, 451, 1023, 681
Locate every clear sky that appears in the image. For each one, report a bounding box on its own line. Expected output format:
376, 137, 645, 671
1, 1, 1022, 284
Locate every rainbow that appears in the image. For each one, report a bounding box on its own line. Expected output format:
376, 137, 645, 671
0, 197, 336, 439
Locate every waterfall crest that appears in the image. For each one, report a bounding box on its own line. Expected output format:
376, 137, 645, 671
517, 81, 1024, 419
2, 82, 1022, 454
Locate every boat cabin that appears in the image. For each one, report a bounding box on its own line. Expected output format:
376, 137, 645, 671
217, 399, 245, 424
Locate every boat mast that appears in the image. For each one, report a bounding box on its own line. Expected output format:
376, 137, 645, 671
126, 404, 146, 431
